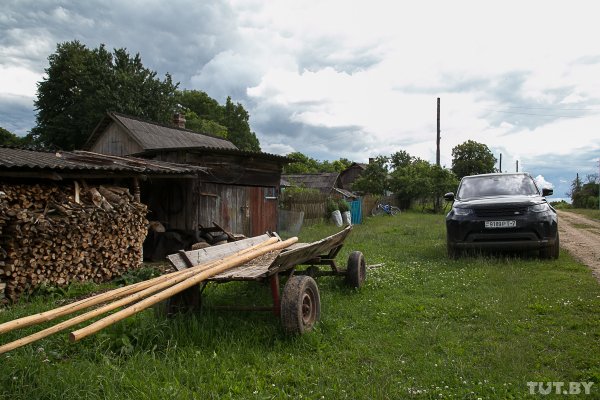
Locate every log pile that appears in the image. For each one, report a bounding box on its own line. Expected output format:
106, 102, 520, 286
0, 183, 148, 302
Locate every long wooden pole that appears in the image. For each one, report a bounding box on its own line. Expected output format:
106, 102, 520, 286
0, 237, 280, 354
0, 237, 278, 335
70, 237, 298, 342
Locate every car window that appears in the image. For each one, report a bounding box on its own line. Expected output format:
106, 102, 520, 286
457, 175, 539, 199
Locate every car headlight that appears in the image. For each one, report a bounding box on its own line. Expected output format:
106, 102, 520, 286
528, 203, 550, 213
453, 207, 473, 216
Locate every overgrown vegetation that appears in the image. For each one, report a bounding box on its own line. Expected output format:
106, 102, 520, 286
1, 214, 598, 399
283, 152, 352, 174
568, 173, 599, 209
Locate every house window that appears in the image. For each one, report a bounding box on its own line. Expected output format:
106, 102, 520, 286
265, 187, 277, 200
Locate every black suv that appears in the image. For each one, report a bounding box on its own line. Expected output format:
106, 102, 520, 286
445, 173, 559, 259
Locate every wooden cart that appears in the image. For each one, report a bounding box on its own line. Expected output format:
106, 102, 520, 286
166, 226, 365, 334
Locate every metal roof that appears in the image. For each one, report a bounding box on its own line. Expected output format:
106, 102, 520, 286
0, 147, 205, 175
86, 112, 238, 151
136, 146, 293, 163
282, 172, 341, 192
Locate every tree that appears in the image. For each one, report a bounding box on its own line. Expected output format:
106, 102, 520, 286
390, 150, 413, 170
570, 173, 599, 209
0, 127, 27, 146
352, 156, 390, 195
31, 41, 178, 150
283, 153, 353, 174
451, 140, 497, 179
223, 97, 260, 152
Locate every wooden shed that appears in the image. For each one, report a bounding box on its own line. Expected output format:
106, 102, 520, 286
85, 112, 290, 238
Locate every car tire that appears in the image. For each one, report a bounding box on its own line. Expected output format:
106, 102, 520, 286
540, 231, 560, 260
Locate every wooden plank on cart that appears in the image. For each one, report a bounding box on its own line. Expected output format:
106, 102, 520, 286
268, 225, 352, 272
168, 234, 272, 271
210, 250, 282, 281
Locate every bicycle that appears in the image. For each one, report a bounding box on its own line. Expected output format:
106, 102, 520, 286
371, 203, 401, 216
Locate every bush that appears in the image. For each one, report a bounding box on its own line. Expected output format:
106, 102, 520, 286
338, 199, 350, 212
326, 198, 339, 214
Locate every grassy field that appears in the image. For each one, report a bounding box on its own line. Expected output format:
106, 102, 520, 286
1, 213, 599, 399
566, 208, 600, 221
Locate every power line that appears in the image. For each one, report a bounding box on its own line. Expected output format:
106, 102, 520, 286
490, 105, 600, 111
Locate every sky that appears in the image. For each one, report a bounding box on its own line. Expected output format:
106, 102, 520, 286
1, 0, 599, 200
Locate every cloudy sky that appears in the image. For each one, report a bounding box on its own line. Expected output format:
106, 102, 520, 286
1, 0, 599, 199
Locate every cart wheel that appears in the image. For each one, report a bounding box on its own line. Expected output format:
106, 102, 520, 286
281, 276, 321, 335
346, 251, 366, 288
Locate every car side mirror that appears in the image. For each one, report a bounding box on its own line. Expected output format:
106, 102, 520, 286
542, 188, 553, 197
444, 192, 455, 202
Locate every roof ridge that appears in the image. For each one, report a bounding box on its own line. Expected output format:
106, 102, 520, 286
108, 111, 233, 142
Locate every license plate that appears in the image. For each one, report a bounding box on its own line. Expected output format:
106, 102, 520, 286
485, 220, 516, 228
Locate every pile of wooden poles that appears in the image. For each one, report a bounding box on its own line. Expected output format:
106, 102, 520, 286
0, 235, 297, 354
0, 182, 148, 302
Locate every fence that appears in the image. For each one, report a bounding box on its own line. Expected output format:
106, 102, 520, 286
280, 190, 327, 225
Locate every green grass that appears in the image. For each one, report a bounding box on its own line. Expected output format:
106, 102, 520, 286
565, 208, 600, 221
1, 213, 599, 399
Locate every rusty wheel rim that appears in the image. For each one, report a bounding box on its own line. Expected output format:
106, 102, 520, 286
301, 290, 316, 326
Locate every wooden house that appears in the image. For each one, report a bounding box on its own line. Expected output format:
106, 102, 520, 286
85, 112, 289, 238
338, 162, 368, 191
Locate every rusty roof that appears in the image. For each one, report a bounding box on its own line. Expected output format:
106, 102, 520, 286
0, 147, 205, 176
85, 112, 238, 151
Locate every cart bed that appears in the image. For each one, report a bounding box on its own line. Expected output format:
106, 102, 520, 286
167, 226, 352, 282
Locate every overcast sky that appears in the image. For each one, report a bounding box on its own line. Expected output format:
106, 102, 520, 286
1, 0, 599, 199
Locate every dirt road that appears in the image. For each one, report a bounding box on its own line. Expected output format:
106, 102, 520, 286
557, 210, 600, 282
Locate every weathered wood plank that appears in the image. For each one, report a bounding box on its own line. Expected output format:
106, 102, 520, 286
268, 225, 352, 272
167, 234, 272, 271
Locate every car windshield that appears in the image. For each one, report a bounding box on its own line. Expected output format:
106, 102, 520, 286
457, 175, 539, 199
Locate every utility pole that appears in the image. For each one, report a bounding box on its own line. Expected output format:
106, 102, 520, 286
499, 153, 502, 172
516, 160, 519, 172
436, 98, 441, 167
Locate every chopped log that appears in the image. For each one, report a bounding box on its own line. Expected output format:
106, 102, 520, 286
0, 182, 148, 302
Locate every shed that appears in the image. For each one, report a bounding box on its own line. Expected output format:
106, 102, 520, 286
339, 162, 367, 191
85, 112, 290, 238
282, 173, 342, 195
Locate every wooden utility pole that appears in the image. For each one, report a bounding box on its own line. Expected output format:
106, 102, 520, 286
499, 153, 502, 172
516, 160, 519, 172
436, 98, 441, 166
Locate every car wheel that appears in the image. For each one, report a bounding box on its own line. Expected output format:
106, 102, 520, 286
540, 232, 559, 260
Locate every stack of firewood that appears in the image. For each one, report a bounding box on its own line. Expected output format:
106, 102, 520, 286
0, 183, 148, 302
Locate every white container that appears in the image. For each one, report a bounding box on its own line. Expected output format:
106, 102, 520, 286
331, 210, 343, 227
342, 211, 352, 225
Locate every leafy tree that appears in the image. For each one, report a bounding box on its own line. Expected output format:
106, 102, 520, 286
352, 156, 389, 195
223, 97, 260, 151
183, 110, 228, 138
390, 153, 458, 211
0, 127, 27, 146
31, 40, 178, 150
283, 153, 353, 174
451, 140, 497, 179
390, 150, 413, 170
570, 173, 599, 209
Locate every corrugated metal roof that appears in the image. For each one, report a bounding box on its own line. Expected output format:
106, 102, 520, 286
282, 173, 340, 191
110, 112, 238, 151
0, 147, 205, 175
136, 146, 293, 163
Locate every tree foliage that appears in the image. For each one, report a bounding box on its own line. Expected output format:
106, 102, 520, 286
390, 155, 458, 210
31, 41, 178, 150
0, 127, 29, 146
175, 90, 228, 138
451, 140, 497, 179
569, 173, 599, 209
283, 152, 352, 174
352, 156, 390, 195
223, 97, 260, 152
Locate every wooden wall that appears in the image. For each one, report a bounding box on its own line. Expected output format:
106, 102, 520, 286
141, 178, 197, 231
90, 123, 142, 156
198, 183, 277, 236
